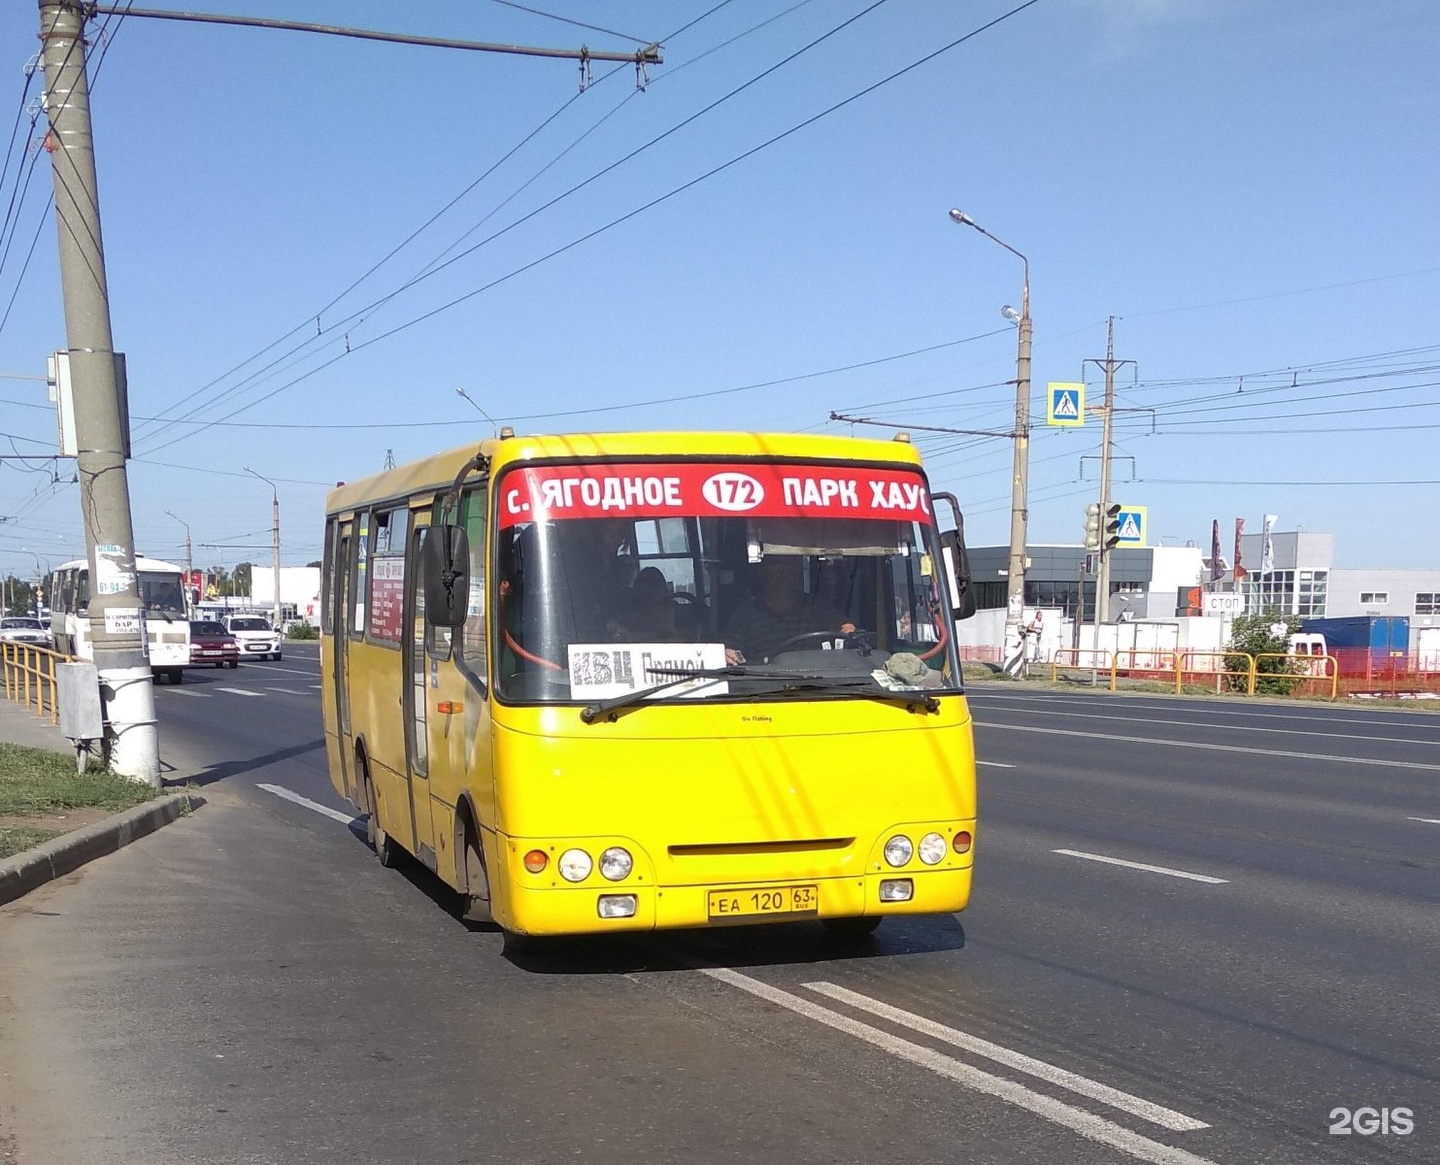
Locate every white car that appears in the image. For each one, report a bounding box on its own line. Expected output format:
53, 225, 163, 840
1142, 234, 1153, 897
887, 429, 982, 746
0, 616, 51, 647
224, 615, 282, 661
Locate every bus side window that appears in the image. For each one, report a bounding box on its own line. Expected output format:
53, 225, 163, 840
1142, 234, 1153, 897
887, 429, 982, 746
460, 485, 488, 683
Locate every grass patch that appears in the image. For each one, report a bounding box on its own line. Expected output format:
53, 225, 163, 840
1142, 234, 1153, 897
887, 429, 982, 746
0, 742, 157, 817
0, 824, 65, 861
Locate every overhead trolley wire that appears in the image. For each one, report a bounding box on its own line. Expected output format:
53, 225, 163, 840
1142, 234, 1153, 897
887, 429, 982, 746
143, 0, 1045, 451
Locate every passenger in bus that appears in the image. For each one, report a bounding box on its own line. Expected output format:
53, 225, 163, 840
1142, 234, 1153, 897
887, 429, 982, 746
613, 567, 680, 642
723, 556, 855, 664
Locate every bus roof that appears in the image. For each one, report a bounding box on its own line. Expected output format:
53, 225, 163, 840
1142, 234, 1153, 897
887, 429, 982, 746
54, 554, 186, 573
326, 430, 926, 515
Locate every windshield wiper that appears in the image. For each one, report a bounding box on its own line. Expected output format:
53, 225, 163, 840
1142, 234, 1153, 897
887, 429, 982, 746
579, 666, 747, 724
580, 666, 939, 722
762, 677, 940, 713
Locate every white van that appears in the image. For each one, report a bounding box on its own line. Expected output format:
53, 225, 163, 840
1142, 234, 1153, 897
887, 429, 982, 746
224, 614, 282, 661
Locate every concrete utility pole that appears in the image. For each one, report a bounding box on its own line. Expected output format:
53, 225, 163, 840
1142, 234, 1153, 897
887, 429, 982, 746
39, 0, 159, 784
1084, 317, 1135, 654
166, 510, 193, 613
948, 209, 1032, 677
245, 468, 282, 630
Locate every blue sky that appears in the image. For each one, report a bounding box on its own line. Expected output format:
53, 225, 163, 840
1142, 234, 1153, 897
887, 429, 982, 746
2, 0, 1437, 583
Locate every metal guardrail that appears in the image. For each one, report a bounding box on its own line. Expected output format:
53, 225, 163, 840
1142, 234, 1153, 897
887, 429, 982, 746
1, 642, 73, 724
1048, 648, 1340, 699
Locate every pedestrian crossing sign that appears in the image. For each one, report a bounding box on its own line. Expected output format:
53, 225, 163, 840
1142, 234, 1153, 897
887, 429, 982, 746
1114, 505, 1147, 547
1047, 382, 1085, 427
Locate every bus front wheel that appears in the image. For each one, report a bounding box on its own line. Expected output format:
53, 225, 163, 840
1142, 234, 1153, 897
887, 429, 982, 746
822, 916, 882, 940
459, 831, 492, 924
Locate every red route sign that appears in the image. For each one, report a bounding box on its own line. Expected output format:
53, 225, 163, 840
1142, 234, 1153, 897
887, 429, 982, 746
497, 462, 932, 529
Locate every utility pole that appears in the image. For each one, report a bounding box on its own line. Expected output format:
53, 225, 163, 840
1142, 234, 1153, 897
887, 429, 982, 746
1083, 317, 1135, 658
39, 0, 159, 784
166, 510, 193, 613
245, 468, 282, 630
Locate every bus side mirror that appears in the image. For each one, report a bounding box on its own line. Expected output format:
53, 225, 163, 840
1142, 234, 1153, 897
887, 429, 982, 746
940, 530, 976, 621
423, 525, 470, 628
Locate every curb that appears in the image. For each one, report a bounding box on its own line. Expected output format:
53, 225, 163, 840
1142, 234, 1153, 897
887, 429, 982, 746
0, 792, 205, 907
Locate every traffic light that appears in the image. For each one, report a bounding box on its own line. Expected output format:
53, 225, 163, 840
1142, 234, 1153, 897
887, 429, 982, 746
1102, 502, 1123, 550
1083, 503, 1100, 551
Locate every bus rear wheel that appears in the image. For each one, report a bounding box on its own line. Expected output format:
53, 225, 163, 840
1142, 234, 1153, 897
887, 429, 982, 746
362, 761, 400, 868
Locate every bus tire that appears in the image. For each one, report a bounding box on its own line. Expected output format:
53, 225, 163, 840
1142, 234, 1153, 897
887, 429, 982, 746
169, 669, 183, 684
822, 916, 882, 939
361, 756, 400, 868
459, 826, 492, 924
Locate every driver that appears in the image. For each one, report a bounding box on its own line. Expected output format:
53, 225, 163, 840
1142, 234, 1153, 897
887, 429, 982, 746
723, 556, 854, 665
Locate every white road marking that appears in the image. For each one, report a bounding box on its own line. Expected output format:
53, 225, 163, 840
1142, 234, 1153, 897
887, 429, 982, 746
970, 690, 1440, 731
804, 982, 1207, 1131
978, 760, 1015, 768
213, 686, 264, 698
163, 688, 212, 698
975, 721, 1440, 772
1054, 849, 1228, 884
1407, 816, 1440, 824
703, 968, 1218, 1165
309, 684, 322, 690
239, 663, 321, 678
978, 704, 1439, 747
256, 783, 360, 826
263, 687, 312, 696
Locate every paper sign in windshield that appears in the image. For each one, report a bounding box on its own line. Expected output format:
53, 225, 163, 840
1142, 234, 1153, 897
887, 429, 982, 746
566, 642, 728, 700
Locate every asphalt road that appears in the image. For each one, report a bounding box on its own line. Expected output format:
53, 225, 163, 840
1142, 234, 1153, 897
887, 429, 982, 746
1, 656, 1436, 1164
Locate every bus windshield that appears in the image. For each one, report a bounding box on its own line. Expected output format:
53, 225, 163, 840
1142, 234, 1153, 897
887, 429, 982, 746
492, 460, 960, 705
138, 570, 186, 615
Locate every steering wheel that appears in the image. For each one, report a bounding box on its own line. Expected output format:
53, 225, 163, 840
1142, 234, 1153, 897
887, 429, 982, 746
770, 629, 873, 656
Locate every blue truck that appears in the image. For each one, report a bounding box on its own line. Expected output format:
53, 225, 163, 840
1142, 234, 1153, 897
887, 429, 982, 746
1298, 615, 1409, 663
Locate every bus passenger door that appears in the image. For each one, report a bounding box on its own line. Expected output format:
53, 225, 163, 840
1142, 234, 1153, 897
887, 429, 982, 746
330, 522, 356, 802
403, 520, 437, 868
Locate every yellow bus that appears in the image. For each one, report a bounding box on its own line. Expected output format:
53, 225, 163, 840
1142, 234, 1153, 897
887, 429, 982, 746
321, 430, 979, 940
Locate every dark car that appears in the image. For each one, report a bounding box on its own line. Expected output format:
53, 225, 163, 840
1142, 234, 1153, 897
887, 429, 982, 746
189, 620, 239, 668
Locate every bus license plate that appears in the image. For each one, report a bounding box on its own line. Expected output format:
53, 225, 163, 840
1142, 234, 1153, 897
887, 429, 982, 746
707, 885, 818, 921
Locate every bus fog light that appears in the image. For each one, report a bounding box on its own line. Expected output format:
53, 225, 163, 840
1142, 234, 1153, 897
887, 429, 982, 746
599, 846, 633, 881
883, 835, 913, 867
918, 832, 946, 865
879, 879, 913, 902
597, 894, 637, 918
558, 848, 593, 882
523, 849, 548, 874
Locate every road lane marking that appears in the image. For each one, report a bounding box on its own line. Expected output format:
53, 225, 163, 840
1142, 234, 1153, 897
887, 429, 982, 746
978, 760, 1015, 768
974, 721, 1440, 772
256, 783, 360, 826
239, 664, 321, 678
1053, 849, 1228, 884
1408, 816, 1440, 824
978, 705, 1439, 747
164, 689, 212, 697
703, 968, 1218, 1165
213, 687, 264, 697
263, 687, 312, 696
968, 691, 1440, 730
804, 982, 1207, 1131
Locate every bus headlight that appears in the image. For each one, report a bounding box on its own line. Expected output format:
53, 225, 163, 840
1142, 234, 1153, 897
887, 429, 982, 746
918, 832, 947, 865
883, 835, 913, 867
558, 848, 593, 882
599, 847, 633, 881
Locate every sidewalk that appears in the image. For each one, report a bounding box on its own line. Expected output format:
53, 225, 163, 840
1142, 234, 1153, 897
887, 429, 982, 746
0, 692, 71, 755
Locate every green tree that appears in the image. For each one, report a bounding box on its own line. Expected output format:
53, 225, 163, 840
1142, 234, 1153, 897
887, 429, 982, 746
1226, 612, 1303, 695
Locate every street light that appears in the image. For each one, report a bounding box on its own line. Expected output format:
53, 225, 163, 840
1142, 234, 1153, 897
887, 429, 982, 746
165, 510, 194, 611
948, 207, 1032, 676
243, 467, 282, 631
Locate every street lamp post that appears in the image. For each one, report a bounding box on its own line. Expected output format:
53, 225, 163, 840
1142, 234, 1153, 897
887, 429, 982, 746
948, 208, 1032, 676
165, 510, 193, 613
244, 468, 282, 631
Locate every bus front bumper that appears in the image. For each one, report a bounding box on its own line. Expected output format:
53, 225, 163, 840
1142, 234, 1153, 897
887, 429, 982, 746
501, 866, 972, 937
